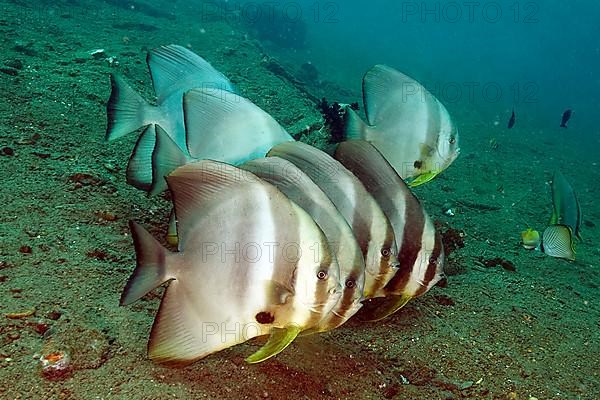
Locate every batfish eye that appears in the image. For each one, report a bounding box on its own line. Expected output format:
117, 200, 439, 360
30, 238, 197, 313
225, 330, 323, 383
381, 248, 391, 257
345, 279, 356, 289
449, 136, 456, 144
317, 270, 328, 280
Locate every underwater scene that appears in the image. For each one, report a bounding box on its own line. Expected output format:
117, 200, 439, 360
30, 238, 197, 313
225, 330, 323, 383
0, 0, 598, 399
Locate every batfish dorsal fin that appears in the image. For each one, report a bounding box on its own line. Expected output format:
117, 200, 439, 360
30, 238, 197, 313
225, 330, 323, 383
267, 142, 346, 191
166, 160, 263, 248
147, 44, 234, 101
335, 140, 408, 188
242, 157, 315, 200
363, 65, 436, 126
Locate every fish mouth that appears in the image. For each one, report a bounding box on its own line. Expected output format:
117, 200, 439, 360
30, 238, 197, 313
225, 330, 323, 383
438, 146, 460, 165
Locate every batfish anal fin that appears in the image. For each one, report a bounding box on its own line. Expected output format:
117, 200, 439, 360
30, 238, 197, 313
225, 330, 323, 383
120, 221, 175, 306
358, 294, 412, 322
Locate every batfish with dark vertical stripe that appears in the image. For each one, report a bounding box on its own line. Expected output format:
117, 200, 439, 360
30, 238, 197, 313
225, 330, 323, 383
334, 140, 445, 321
120, 160, 342, 365
242, 157, 366, 333
268, 141, 400, 301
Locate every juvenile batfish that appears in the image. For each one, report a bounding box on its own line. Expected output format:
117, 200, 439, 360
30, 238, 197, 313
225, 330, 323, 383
268, 141, 400, 300
120, 160, 342, 364
242, 157, 366, 333
334, 140, 445, 321
344, 65, 459, 186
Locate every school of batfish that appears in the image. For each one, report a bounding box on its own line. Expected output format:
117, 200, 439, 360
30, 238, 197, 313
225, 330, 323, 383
106, 45, 460, 365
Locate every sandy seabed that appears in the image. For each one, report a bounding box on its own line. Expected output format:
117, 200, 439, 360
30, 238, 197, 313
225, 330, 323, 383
0, 1, 598, 399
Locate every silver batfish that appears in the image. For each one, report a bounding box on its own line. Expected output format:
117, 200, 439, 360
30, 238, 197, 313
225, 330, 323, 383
242, 156, 366, 333
120, 160, 342, 364
334, 140, 445, 320
345, 65, 459, 186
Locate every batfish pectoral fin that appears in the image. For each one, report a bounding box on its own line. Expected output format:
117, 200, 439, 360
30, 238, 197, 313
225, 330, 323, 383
262, 280, 295, 305
358, 293, 412, 322
245, 325, 302, 364
408, 171, 439, 187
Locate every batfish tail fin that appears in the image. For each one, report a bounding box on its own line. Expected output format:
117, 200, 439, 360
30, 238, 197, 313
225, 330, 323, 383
120, 221, 176, 306
106, 74, 154, 141
126, 125, 156, 191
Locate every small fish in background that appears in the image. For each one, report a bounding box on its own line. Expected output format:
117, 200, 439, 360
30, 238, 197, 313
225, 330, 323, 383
120, 160, 342, 365
507, 108, 516, 129
560, 109, 573, 128
541, 225, 575, 261
343, 65, 459, 187
520, 228, 541, 249
539, 170, 582, 261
